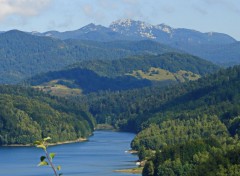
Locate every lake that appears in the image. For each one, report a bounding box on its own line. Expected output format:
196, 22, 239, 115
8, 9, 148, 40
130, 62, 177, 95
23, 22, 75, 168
0, 131, 141, 176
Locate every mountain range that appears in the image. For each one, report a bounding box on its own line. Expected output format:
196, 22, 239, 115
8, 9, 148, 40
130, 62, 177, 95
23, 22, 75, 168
32, 19, 239, 64
36, 19, 236, 45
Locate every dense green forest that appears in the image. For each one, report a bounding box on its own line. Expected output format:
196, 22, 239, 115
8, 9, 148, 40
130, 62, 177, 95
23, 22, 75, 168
81, 65, 240, 133
127, 65, 240, 175
0, 30, 176, 84
26, 52, 218, 95
137, 115, 240, 176
0, 85, 95, 145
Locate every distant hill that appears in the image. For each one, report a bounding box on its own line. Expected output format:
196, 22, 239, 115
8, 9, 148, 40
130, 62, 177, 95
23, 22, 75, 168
80, 65, 240, 134
171, 41, 240, 65
0, 85, 95, 145
0, 30, 175, 84
35, 19, 240, 65
26, 52, 219, 95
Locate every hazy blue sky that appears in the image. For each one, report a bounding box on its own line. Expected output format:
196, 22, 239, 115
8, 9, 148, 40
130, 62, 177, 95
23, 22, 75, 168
0, 0, 239, 40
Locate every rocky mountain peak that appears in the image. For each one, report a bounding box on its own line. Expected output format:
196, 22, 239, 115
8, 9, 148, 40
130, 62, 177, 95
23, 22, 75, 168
110, 19, 152, 30
109, 19, 155, 39
80, 23, 108, 33
156, 23, 173, 34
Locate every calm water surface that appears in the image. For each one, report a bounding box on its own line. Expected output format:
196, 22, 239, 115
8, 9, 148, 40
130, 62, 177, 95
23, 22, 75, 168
0, 131, 141, 176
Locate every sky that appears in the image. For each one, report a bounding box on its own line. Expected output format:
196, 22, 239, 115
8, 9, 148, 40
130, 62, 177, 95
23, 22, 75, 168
0, 0, 239, 40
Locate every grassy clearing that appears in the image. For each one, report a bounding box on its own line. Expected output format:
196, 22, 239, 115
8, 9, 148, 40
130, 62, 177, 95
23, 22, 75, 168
33, 79, 82, 97
128, 67, 200, 82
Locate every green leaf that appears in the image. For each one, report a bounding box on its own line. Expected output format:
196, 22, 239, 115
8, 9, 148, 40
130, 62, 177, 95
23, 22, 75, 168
57, 165, 61, 171
43, 137, 51, 141
34, 141, 42, 145
49, 153, 56, 160
59, 173, 63, 176
37, 144, 46, 150
40, 156, 46, 162
38, 161, 48, 166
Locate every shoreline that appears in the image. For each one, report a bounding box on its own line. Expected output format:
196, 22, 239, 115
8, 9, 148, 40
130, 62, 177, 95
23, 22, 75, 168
114, 150, 142, 174
114, 167, 143, 174
2, 129, 136, 147
2, 137, 87, 147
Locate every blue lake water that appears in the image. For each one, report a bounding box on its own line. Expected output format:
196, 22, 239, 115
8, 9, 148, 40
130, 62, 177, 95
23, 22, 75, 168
0, 131, 141, 176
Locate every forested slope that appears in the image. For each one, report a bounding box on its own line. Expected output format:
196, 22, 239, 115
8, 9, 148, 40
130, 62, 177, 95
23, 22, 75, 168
130, 65, 240, 175
26, 52, 218, 95
0, 85, 95, 145
82, 65, 239, 134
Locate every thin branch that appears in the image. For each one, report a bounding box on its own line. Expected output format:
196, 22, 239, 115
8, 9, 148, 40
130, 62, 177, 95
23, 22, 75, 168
44, 149, 58, 176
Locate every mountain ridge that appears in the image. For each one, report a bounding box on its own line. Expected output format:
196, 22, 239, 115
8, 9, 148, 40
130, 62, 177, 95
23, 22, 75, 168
27, 19, 240, 64
33, 19, 236, 44
1, 19, 239, 65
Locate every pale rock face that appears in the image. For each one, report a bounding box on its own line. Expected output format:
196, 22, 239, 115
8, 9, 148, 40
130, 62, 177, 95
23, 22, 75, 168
110, 19, 133, 27
109, 19, 174, 40
156, 24, 173, 34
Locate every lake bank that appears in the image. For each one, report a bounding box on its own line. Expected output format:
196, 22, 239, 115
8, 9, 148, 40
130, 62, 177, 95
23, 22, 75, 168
2, 125, 136, 148
115, 167, 143, 174
2, 137, 87, 147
